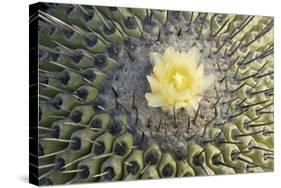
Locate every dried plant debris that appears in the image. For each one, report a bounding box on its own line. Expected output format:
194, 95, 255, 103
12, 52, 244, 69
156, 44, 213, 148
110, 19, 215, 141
30, 2, 274, 185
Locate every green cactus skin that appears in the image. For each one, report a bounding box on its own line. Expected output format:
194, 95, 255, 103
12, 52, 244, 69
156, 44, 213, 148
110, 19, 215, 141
29, 2, 274, 186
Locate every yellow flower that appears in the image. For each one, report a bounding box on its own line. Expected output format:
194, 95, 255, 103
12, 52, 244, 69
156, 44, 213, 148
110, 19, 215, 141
145, 47, 216, 112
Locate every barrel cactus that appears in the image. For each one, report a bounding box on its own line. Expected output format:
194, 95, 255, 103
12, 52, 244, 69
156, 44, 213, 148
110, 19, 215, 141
29, 2, 274, 186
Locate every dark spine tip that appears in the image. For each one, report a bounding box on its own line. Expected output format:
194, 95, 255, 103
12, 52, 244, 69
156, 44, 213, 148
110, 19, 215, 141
108, 120, 122, 135
71, 53, 83, 64
90, 118, 102, 130
124, 16, 137, 29
94, 54, 107, 68
52, 97, 63, 110
59, 71, 70, 85
114, 141, 128, 156
76, 87, 89, 101
126, 161, 139, 175
56, 158, 65, 170
107, 43, 121, 58
92, 97, 106, 111
193, 153, 204, 166
50, 125, 60, 138
83, 11, 94, 22
40, 75, 49, 86
70, 110, 83, 123
63, 30, 74, 39
79, 165, 90, 179
70, 137, 81, 150
94, 141, 105, 155
103, 22, 115, 35
103, 167, 115, 181
162, 164, 174, 177
85, 34, 98, 47
174, 146, 187, 161
39, 49, 48, 60
83, 69, 96, 82
145, 151, 159, 165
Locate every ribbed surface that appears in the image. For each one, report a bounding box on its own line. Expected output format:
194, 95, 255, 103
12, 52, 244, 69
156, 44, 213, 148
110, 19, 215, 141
33, 3, 273, 185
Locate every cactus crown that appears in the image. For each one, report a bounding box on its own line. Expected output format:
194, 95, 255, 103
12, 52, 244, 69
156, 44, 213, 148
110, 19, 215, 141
29, 2, 274, 186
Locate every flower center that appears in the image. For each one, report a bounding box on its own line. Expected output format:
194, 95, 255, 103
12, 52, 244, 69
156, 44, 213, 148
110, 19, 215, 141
173, 72, 186, 90
145, 47, 216, 111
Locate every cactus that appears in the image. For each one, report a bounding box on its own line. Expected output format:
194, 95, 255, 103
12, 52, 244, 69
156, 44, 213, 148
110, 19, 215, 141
29, 2, 274, 186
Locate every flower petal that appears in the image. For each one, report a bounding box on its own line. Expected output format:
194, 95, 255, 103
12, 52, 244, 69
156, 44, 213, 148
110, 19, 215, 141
163, 47, 177, 64
183, 99, 200, 112
196, 63, 204, 80
145, 47, 215, 110
145, 93, 167, 107
151, 52, 166, 79
147, 75, 160, 92
175, 101, 190, 109
166, 84, 178, 103
150, 52, 162, 65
